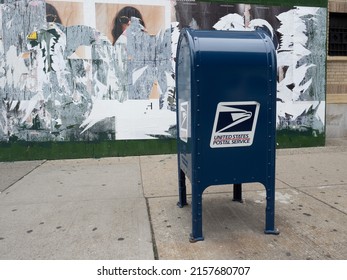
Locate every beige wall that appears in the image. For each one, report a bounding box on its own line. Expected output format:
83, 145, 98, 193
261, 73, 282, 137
326, 1, 347, 138
327, 0, 347, 104
329, 0, 347, 12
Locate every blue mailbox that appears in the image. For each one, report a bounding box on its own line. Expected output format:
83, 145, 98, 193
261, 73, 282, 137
176, 28, 279, 242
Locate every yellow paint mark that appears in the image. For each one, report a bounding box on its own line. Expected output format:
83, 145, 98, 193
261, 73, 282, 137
27, 31, 38, 41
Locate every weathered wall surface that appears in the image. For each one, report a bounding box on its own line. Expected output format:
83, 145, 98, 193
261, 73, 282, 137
0, 0, 328, 160
1, 0, 175, 142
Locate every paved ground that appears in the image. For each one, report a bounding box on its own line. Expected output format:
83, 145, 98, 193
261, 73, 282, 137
0, 139, 346, 260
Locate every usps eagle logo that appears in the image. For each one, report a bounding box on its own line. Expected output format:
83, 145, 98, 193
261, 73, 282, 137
210, 102, 260, 148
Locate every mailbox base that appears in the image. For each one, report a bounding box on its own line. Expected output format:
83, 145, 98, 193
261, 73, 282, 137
177, 168, 279, 241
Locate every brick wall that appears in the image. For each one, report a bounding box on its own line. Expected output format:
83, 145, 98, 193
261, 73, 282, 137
327, 0, 347, 104
329, 0, 347, 11
327, 58, 347, 93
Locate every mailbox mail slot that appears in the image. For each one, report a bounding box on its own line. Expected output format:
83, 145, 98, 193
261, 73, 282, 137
176, 28, 279, 242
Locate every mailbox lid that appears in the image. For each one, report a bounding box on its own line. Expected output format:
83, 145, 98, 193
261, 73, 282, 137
190, 29, 276, 104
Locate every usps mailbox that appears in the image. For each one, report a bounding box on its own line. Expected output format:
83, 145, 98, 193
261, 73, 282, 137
176, 28, 279, 242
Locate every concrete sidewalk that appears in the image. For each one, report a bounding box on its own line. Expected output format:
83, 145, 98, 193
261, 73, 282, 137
0, 139, 346, 260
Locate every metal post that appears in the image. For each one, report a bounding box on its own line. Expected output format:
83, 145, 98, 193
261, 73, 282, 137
190, 188, 204, 242
177, 169, 188, 208
232, 183, 243, 203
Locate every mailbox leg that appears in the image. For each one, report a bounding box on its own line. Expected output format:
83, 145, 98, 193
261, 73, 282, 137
264, 185, 279, 235
177, 169, 188, 208
190, 188, 204, 242
232, 183, 243, 203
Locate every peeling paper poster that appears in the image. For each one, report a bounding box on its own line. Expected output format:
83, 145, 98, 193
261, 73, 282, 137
0, 1, 326, 143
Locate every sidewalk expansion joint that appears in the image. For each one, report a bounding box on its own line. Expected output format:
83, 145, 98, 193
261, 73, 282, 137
145, 197, 159, 260
0, 160, 47, 194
